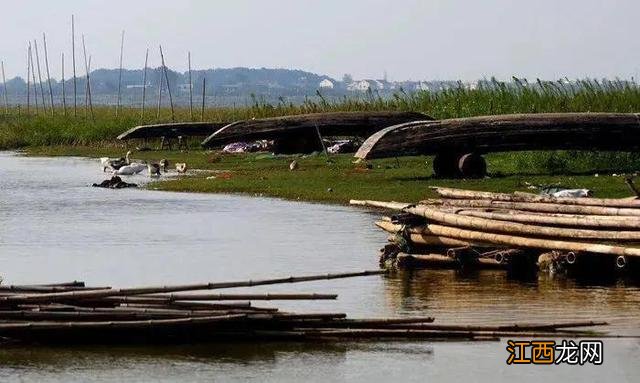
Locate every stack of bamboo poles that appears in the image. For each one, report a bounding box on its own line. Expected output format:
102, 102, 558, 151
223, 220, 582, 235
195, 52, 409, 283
351, 187, 640, 275
0, 272, 608, 344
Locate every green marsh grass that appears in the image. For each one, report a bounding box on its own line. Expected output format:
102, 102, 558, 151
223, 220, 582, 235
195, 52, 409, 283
10, 79, 640, 203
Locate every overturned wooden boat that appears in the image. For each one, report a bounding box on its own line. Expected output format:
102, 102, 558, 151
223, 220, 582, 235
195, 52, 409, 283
201, 111, 432, 153
117, 122, 230, 140
355, 113, 640, 177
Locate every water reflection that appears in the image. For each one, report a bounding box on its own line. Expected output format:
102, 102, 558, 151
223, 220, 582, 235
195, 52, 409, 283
1, 152, 639, 382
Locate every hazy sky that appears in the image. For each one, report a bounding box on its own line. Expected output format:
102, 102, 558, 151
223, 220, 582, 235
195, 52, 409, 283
0, 0, 638, 81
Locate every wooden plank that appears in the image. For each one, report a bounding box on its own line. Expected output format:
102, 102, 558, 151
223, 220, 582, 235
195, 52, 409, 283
355, 113, 640, 159
201, 111, 432, 148
117, 122, 229, 140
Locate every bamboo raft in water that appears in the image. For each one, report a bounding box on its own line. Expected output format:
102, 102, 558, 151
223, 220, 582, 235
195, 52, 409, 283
0, 270, 608, 344
352, 187, 640, 276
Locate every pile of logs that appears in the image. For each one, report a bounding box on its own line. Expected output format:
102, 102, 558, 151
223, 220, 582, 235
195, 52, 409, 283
351, 187, 640, 276
0, 271, 609, 344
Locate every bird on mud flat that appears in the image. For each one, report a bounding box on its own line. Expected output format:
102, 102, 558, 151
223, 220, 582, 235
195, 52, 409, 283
175, 163, 188, 173
160, 159, 170, 173
148, 163, 161, 177
289, 160, 299, 171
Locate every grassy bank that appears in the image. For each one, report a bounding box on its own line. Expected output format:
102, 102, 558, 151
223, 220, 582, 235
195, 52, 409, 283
10, 81, 640, 204
26, 146, 638, 204
3, 79, 640, 149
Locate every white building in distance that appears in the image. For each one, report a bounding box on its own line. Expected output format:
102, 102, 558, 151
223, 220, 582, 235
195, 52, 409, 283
318, 79, 334, 89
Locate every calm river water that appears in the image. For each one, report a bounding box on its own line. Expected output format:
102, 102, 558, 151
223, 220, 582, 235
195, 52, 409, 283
0, 152, 638, 382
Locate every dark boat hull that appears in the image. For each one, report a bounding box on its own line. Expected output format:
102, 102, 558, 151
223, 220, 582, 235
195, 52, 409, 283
355, 113, 640, 159
118, 122, 229, 140
201, 111, 432, 149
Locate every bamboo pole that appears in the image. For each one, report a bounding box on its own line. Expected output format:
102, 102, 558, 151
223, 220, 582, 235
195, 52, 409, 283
0, 285, 108, 293
293, 329, 593, 340
61, 53, 66, 115
156, 65, 163, 118
454, 208, 640, 229
1, 60, 7, 115
432, 187, 640, 208
116, 30, 124, 117
42, 33, 54, 115
71, 15, 77, 117
188, 51, 193, 120
376, 221, 484, 247
0, 270, 385, 304
33, 40, 47, 112
140, 48, 148, 119
382, 321, 608, 332
143, 293, 338, 301
201, 77, 206, 120
396, 253, 459, 268
0, 310, 229, 321
424, 198, 640, 217
159, 45, 175, 122
350, 199, 411, 210
417, 224, 640, 258
0, 314, 246, 332
406, 205, 640, 241
81, 35, 94, 120
26, 46, 31, 115
28, 43, 39, 114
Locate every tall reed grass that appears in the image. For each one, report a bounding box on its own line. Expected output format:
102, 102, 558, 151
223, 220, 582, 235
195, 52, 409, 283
2, 78, 640, 174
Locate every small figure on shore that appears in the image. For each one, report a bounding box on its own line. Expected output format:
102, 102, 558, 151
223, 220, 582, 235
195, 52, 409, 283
92, 176, 138, 189
289, 160, 298, 171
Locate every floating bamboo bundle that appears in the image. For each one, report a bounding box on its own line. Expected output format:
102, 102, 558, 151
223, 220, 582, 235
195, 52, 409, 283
353, 186, 640, 275
0, 273, 608, 344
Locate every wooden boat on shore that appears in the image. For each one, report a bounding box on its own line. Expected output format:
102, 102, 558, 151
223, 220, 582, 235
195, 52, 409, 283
355, 113, 640, 177
201, 111, 431, 153
117, 122, 229, 140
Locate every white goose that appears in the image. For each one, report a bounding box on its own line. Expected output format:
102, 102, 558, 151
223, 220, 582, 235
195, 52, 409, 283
100, 157, 126, 172
175, 163, 188, 173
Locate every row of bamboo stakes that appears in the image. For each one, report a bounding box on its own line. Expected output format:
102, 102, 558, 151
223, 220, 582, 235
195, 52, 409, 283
351, 186, 640, 273
0, 15, 209, 121
0, 270, 609, 344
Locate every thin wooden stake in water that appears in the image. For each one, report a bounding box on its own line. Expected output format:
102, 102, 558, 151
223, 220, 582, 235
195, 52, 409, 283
42, 33, 54, 115
140, 48, 148, 119
33, 40, 47, 112
159, 45, 175, 122
201, 77, 206, 120
71, 15, 77, 117
1, 60, 8, 115
188, 51, 193, 120
116, 30, 125, 117
61, 53, 67, 116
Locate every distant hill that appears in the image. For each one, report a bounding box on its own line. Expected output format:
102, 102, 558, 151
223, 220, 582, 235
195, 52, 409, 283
2, 67, 344, 106
3, 67, 617, 107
